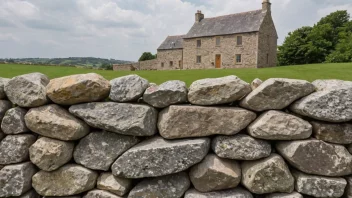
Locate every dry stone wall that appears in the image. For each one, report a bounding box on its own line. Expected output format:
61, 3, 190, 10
1, 73, 352, 198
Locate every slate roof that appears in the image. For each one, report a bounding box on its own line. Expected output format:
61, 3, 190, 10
184, 10, 265, 39
157, 35, 186, 50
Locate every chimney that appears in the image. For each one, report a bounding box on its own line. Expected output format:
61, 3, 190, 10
262, 0, 271, 13
195, 10, 204, 23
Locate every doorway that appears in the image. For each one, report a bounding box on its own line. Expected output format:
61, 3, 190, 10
215, 54, 221, 68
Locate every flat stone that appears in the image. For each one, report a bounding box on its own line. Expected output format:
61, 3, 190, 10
128, 172, 190, 198
189, 154, 241, 192
0, 162, 37, 197
47, 73, 111, 105
25, 104, 89, 141
0, 134, 36, 165
1, 107, 29, 134
97, 173, 132, 196
188, 75, 251, 105
109, 75, 149, 102
4, 73, 49, 107
347, 177, 352, 198
143, 80, 188, 108
240, 78, 315, 111
276, 139, 352, 176
0, 78, 9, 99
74, 131, 140, 171
69, 102, 157, 136
311, 121, 352, 144
112, 136, 210, 178
184, 188, 253, 198
0, 100, 12, 121
84, 190, 122, 198
158, 105, 256, 139
32, 164, 98, 196
242, 154, 294, 194
29, 137, 74, 171
212, 134, 271, 160
291, 88, 352, 122
293, 170, 347, 198
313, 79, 352, 91
265, 192, 303, 198
248, 110, 312, 140
251, 78, 263, 90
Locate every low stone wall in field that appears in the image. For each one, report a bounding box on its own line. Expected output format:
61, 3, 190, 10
1, 73, 352, 198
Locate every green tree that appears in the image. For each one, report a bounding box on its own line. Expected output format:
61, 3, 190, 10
101, 62, 113, 70
138, 52, 156, 61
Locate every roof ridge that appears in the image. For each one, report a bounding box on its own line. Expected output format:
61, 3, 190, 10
167, 34, 186, 37
205, 9, 262, 20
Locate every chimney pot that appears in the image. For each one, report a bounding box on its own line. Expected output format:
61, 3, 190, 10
195, 10, 204, 23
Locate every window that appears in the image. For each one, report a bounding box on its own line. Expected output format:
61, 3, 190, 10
170, 61, 173, 67
161, 62, 164, 67
216, 37, 221, 46
196, 56, 201, 63
197, 40, 201, 48
237, 36, 242, 46
236, 54, 242, 63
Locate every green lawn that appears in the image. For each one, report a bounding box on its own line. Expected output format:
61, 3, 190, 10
1, 63, 352, 85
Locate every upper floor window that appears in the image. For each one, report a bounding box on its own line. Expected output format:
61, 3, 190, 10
197, 56, 202, 63
197, 40, 201, 48
236, 54, 242, 63
237, 36, 242, 46
216, 37, 221, 46
170, 61, 173, 66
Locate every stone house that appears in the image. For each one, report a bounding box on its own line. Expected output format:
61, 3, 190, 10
113, 0, 277, 71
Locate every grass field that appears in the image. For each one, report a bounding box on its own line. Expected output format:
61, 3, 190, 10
1, 63, 352, 85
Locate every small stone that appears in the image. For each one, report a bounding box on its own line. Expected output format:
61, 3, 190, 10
265, 192, 303, 198
347, 177, 352, 198
248, 110, 312, 140
69, 102, 157, 136
184, 188, 253, 198
276, 139, 352, 176
97, 173, 132, 196
0, 134, 36, 165
4, 73, 49, 107
32, 164, 98, 196
0, 78, 9, 99
84, 190, 122, 198
240, 78, 315, 111
47, 73, 111, 105
0, 162, 37, 197
128, 172, 190, 198
109, 75, 149, 102
189, 154, 241, 192
291, 88, 352, 122
143, 80, 188, 108
74, 131, 140, 171
241, 154, 294, 194
29, 137, 74, 171
188, 75, 251, 105
25, 104, 89, 141
112, 136, 210, 178
251, 78, 263, 90
0, 100, 12, 121
311, 121, 352, 144
212, 134, 271, 160
313, 79, 352, 91
293, 170, 347, 198
19, 190, 40, 198
1, 107, 29, 134
158, 105, 256, 139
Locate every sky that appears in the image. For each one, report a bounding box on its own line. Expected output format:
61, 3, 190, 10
0, 0, 351, 61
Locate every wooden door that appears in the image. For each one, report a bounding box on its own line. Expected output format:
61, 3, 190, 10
215, 55, 221, 68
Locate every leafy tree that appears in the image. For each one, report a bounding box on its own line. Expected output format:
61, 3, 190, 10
101, 63, 113, 70
138, 52, 156, 61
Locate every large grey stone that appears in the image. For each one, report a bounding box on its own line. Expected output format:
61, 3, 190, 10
184, 188, 253, 198
241, 154, 294, 194
240, 78, 315, 111
32, 164, 98, 196
84, 190, 122, 198
0, 78, 9, 99
143, 80, 188, 108
0, 134, 36, 165
4, 73, 49, 107
128, 172, 190, 198
109, 75, 149, 102
0, 162, 37, 197
19, 190, 40, 198
311, 121, 352, 144
276, 139, 352, 176
97, 173, 132, 196
112, 136, 210, 178
25, 104, 89, 141
188, 75, 251, 105
293, 170, 347, 198
29, 137, 74, 171
74, 131, 140, 171
158, 105, 256, 139
0, 100, 12, 121
291, 88, 352, 122
189, 154, 241, 192
69, 102, 157, 136
248, 110, 312, 140
47, 73, 111, 105
1, 107, 29, 134
212, 134, 271, 160
265, 192, 303, 198
313, 79, 352, 91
